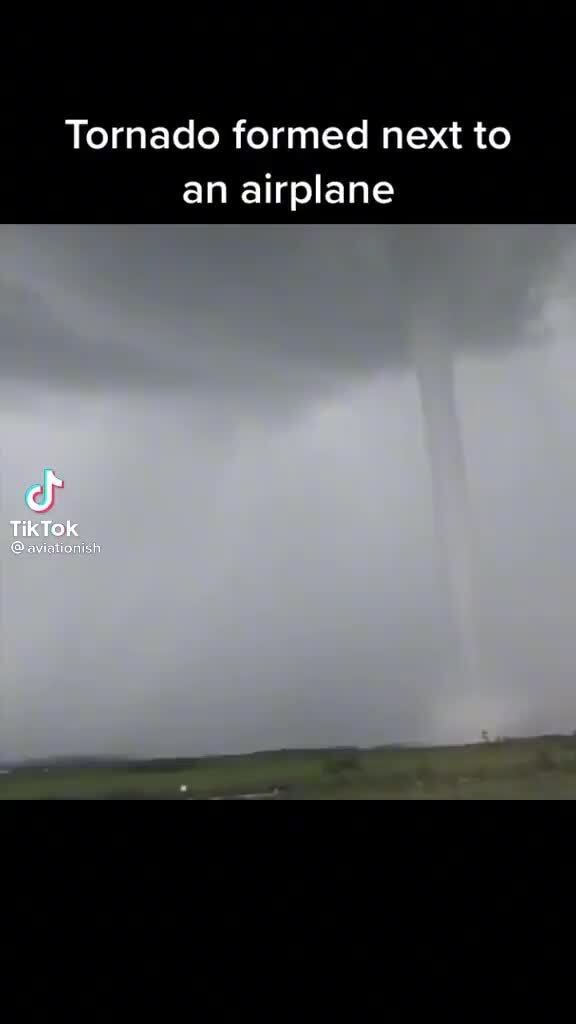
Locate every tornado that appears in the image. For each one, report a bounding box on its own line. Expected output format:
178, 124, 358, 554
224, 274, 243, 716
411, 332, 480, 685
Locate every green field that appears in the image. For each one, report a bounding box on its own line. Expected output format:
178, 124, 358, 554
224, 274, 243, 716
3, 734, 576, 799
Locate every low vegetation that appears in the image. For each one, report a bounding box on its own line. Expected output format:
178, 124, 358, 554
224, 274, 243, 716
2, 734, 576, 799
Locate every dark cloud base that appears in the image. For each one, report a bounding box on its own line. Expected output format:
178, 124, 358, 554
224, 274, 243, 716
1, 225, 573, 395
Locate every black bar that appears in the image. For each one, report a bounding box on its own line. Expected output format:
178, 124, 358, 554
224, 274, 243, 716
3, 94, 573, 222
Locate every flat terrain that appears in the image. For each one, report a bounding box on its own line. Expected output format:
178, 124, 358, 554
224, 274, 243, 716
2, 735, 576, 800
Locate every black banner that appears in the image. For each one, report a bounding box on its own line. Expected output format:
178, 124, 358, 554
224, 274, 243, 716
2, 86, 573, 222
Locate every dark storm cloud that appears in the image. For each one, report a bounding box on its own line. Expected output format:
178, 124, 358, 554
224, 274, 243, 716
1, 225, 574, 395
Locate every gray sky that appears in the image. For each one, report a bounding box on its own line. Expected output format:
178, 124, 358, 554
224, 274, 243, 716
2, 225, 576, 758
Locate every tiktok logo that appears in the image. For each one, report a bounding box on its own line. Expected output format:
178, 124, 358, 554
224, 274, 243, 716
25, 468, 65, 513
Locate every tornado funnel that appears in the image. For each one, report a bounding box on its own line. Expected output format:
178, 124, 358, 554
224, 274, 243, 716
411, 331, 480, 685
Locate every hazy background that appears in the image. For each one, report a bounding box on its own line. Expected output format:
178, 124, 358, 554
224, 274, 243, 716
1, 225, 576, 758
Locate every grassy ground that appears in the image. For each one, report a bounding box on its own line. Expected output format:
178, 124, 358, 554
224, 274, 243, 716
3, 735, 576, 799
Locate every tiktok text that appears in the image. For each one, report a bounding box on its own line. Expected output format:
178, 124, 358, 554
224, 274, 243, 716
10, 520, 79, 537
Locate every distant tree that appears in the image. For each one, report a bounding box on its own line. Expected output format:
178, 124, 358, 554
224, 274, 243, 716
481, 730, 490, 743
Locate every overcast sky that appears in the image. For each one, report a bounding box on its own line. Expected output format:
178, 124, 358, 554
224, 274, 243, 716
1, 225, 576, 759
